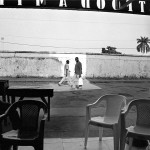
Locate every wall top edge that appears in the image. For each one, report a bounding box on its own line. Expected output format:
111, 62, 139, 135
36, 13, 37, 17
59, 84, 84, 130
87, 53, 150, 58
0, 51, 86, 55
0, 50, 149, 58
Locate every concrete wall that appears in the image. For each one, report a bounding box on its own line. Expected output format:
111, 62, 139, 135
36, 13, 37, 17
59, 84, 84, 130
0, 52, 150, 78
86, 54, 150, 78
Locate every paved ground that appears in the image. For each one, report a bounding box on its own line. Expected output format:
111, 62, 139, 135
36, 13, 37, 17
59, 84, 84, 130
1, 77, 150, 138
17, 137, 114, 150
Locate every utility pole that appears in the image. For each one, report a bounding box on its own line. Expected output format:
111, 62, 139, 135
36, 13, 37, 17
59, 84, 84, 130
1, 37, 4, 51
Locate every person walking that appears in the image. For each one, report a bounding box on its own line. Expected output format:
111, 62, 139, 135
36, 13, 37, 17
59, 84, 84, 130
58, 60, 71, 86
72, 57, 83, 89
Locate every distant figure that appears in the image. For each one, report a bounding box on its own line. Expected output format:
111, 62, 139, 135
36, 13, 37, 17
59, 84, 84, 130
58, 60, 71, 86
72, 57, 83, 89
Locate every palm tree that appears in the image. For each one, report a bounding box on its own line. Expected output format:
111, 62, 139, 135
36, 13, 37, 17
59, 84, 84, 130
137, 36, 150, 53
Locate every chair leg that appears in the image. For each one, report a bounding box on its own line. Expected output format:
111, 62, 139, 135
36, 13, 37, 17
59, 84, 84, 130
34, 144, 43, 150
39, 142, 44, 150
120, 133, 126, 150
34, 146, 38, 150
128, 137, 133, 150
99, 127, 103, 141
84, 123, 90, 149
113, 125, 119, 150
13, 145, 18, 150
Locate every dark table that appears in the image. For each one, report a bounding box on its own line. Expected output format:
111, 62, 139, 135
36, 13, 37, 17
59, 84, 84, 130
7, 87, 54, 121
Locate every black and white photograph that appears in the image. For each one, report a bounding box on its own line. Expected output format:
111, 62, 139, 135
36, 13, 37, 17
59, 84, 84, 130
0, 0, 150, 150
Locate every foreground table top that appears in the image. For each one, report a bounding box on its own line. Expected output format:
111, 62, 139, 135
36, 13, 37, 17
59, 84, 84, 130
7, 87, 54, 121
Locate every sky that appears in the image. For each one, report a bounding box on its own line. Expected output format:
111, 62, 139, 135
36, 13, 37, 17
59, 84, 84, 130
0, 8, 150, 55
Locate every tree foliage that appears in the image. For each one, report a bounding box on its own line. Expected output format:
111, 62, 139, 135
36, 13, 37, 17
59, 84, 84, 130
137, 37, 150, 53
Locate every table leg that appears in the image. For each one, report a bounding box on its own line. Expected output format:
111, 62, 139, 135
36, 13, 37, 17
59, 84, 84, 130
7, 95, 10, 103
47, 96, 50, 121
2, 94, 6, 102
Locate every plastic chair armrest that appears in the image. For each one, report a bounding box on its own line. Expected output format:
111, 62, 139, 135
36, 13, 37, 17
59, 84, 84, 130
86, 105, 92, 125
86, 97, 103, 108
39, 114, 47, 139
0, 113, 8, 134
122, 102, 133, 117
86, 98, 104, 122
42, 113, 48, 121
86, 105, 91, 114
0, 114, 7, 122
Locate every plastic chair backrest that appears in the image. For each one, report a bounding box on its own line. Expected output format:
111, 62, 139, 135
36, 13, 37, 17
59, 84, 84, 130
6, 100, 47, 132
101, 94, 126, 120
128, 99, 150, 128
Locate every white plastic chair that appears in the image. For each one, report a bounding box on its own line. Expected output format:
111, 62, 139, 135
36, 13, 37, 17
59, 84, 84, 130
84, 94, 126, 150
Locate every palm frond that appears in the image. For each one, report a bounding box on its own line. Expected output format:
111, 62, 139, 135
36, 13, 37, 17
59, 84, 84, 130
136, 36, 150, 53
137, 44, 141, 52
137, 39, 141, 43
146, 44, 150, 53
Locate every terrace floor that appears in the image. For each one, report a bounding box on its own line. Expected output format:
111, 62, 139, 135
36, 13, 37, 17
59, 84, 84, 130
18, 137, 113, 150
1, 77, 150, 150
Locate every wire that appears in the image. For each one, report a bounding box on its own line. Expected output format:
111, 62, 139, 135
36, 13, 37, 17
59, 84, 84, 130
0, 33, 136, 42
0, 41, 99, 49
0, 41, 135, 49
